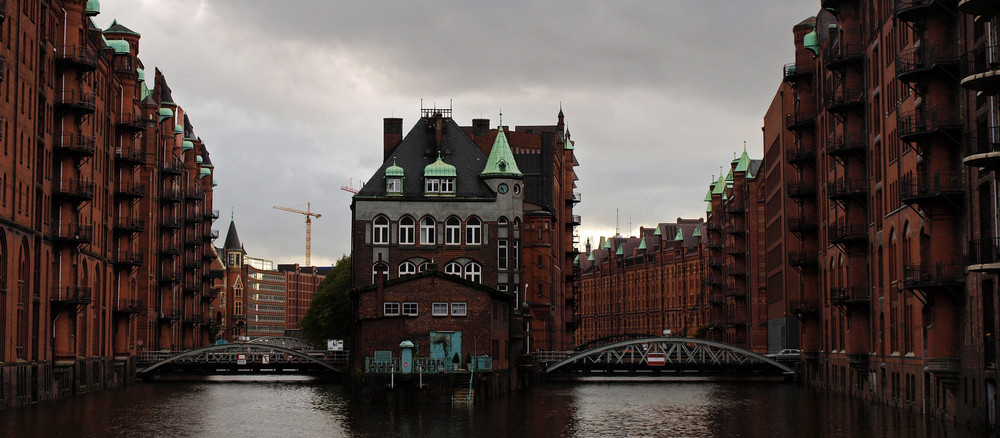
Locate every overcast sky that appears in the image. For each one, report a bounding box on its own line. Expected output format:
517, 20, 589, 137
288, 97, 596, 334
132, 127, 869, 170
97, 0, 821, 267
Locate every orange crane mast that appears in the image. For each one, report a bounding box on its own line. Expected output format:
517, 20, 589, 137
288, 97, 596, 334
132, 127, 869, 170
273, 203, 321, 266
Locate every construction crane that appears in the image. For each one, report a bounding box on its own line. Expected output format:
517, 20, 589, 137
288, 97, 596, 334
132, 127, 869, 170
273, 203, 321, 266
341, 177, 363, 194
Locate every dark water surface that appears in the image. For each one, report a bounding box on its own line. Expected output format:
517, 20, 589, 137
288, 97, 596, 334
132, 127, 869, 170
0, 377, 994, 437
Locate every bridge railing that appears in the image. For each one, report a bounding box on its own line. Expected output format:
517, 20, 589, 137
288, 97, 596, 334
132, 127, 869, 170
534, 351, 574, 363
136, 348, 349, 366
363, 356, 494, 374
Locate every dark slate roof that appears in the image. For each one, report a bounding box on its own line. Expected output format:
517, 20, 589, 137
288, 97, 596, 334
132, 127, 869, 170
105, 19, 140, 36
157, 69, 174, 104
356, 117, 493, 199
183, 114, 197, 139
202, 149, 213, 166
749, 159, 763, 179
223, 220, 242, 251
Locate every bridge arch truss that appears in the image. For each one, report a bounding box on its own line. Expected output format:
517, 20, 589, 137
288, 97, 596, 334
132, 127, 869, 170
545, 337, 795, 377
137, 343, 341, 377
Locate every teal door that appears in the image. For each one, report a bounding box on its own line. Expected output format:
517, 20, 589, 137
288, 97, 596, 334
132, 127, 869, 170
428, 331, 462, 362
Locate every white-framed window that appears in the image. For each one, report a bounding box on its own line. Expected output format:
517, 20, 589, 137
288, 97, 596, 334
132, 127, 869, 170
399, 261, 416, 276
445, 262, 462, 277
384, 302, 400, 316
513, 284, 520, 307
418, 262, 430, 272
235, 301, 242, 316
512, 240, 519, 269
498, 216, 508, 225
464, 262, 481, 283
446, 217, 461, 245
425, 178, 440, 193
372, 263, 389, 284
440, 178, 455, 193
420, 216, 436, 245
373, 216, 389, 244
498, 239, 508, 270
432, 302, 449, 316
466, 217, 481, 245
386, 177, 402, 194
451, 302, 467, 316
402, 302, 418, 316
498, 284, 508, 293
399, 216, 415, 245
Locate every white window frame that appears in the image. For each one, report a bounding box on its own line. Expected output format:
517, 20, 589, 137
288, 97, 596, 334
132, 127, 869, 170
372, 263, 389, 284
420, 216, 436, 245
432, 302, 449, 316
384, 302, 400, 316
445, 262, 462, 277
464, 262, 482, 283
466, 217, 481, 245
418, 262, 429, 272
386, 177, 402, 194
451, 302, 467, 316
373, 216, 389, 245
440, 178, 455, 193
446, 217, 461, 245
399, 216, 415, 245
498, 239, 508, 270
399, 261, 416, 277
425, 178, 440, 193
402, 302, 418, 316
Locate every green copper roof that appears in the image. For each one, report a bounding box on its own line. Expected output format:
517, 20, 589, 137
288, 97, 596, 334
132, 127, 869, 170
158, 108, 173, 122
588, 252, 595, 261
712, 174, 726, 195
424, 154, 457, 177
574, 254, 580, 264
638, 237, 647, 250
86, 0, 100, 15
385, 159, 404, 177
692, 225, 702, 238
615, 245, 623, 256
565, 137, 574, 150
212, 177, 219, 187
182, 140, 193, 152
106, 39, 129, 54
175, 124, 183, 134
202, 162, 214, 169
141, 82, 151, 100
704, 189, 713, 202
706, 203, 712, 213
735, 146, 752, 173
200, 168, 211, 178
725, 168, 734, 182
803, 30, 819, 55
674, 228, 684, 241
137, 67, 145, 82
481, 128, 522, 177
601, 237, 611, 250
653, 226, 661, 236
196, 155, 203, 164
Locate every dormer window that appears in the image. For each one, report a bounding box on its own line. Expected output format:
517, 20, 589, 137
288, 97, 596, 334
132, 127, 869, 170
423, 154, 456, 196
387, 177, 402, 194
424, 177, 455, 194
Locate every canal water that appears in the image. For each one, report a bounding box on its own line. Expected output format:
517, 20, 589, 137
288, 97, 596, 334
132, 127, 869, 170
0, 377, 994, 437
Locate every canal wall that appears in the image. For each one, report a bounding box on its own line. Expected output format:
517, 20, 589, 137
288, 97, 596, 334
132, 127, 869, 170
0, 358, 135, 410
348, 365, 536, 403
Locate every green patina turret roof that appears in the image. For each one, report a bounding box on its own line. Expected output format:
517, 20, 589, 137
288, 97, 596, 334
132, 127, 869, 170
385, 159, 404, 177
588, 252, 595, 261
615, 245, 623, 256
481, 127, 522, 177
196, 155, 203, 164
653, 225, 662, 236
601, 237, 611, 250
712, 174, 726, 195
182, 140, 193, 152
199, 168, 211, 178
704, 189, 713, 202
105, 38, 130, 54
638, 237, 647, 250
803, 30, 819, 55
725, 167, 734, 182
674, 228, 684, 241
158, 108, 173, 122
692, 225, 702, 238
104, 19, 140, 36
174, 123, 183, 134
735, 145, 752, 173
86, 0, 100, 16
424, 154, 457, 177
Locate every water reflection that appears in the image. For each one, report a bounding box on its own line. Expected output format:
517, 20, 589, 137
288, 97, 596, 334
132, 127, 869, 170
0, 379, 993, 437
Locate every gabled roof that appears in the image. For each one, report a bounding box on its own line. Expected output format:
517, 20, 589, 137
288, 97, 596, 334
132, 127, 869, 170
224, 220, 242, 251
105, 19, 140, 36
481, 127, 522, 177
356, 117, 493, 199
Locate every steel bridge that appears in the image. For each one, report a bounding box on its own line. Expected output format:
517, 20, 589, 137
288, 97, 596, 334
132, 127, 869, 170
136, 341, 342, 378
541, 337, 795, 379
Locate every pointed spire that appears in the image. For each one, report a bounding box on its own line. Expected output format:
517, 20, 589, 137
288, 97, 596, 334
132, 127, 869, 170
481, 120, 522, 177
674, 228, 684, 241
638, 237, 647, 250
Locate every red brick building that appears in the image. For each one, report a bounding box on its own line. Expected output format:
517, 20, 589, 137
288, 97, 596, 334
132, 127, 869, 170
0, 1, 218, 408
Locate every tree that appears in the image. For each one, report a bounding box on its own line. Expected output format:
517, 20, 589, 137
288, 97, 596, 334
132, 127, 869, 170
299, 255, 352, 347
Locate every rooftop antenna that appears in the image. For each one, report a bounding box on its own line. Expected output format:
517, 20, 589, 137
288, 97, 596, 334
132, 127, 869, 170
616, 208, 620, 237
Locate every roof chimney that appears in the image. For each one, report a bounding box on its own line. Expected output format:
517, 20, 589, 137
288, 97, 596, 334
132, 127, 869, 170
383, 118, 403, 161
472, 118, 490, 153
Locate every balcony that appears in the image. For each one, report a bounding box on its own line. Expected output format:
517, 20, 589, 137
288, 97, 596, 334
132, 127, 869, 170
55, 134, 96, 157
824, 86, 865, 114
159, 309, 183, 321
786, 146, 816, 167
724, 200, 745, 214
959, 0, 1000, 17
783, 62, 814, 85
113, 217, 144, 235
969, 238, 1000, 268
903, 262, 965, 291
112, 252, 143, 269
183, 284, 202, 295
788, 216, 818, 235
51, 286, 92, 306
571, 192, 581, 203
159, 272, 182, 284
830, 286, 871, 307
203, 229, 220, 242
161, 216, 183, 229
185, 237, 203, 248
202, 288, 220, 301
787, 181, 817, 200
112, 299, 144, 315
570, 214, 581, 225
185, 191, 205, 202
723, 224, 746, 235
826, 133, 866, 159
899, 171, 963, 206
161, 160, 184, 176
117, 115, 146, 132
896, 43, 960, 84
55, 45, 98, 70
183, 314, 204, 325
159, 245, 181, 257
55, 91, 97, 114
707, 255, 724, 268
962, 45, 1000, 95
785, 101, 817, 132
790, 299, 820, 318
895, 0, 957, 22
705, 222, 723, 233
114, 183, 146, 201
824, 42, 865, 71
54, 179, 95, 202
207, 210, 220, 220
706, 275, 725, 286
829, 223, 868, 245
827, 177, 868, 202
897, 106, 962, 144
54, 223, 93, 245
115, 146, 147, 166
160, 190, 183, 204
789, 252, 818, 269
964, 126, 1000, 168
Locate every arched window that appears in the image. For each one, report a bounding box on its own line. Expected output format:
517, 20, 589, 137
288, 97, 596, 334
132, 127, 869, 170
418, 262, 430, 272
399, 216, 415, 245
373, 216, 389, 244
445, 262, 462, 277
399, 261, 416, 276
372, 262, 389, 284
466, 217, 482, 245
464, 262, 482, 283
446, 217, 461, 245
420, 216, 436, 245
498, 216, 508, 225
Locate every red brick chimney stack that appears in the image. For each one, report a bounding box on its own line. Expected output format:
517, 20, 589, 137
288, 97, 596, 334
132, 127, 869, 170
383, 118, 403, 161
